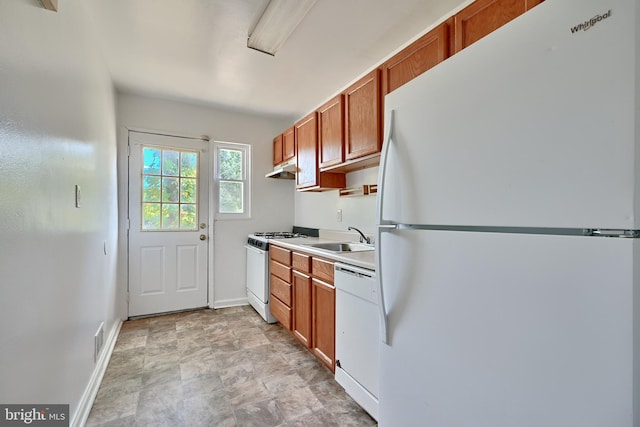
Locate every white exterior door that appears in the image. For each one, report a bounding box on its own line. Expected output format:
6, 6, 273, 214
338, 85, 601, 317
128, 132, 209, 317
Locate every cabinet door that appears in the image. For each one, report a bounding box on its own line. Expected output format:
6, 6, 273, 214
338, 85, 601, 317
454, 0, 544, 53
295, 112, 319, 190
283, 126, 295, 162
318, 94, 345, 169
273, 134, 283, 166
292, 270, 312, 348
344, 69, 382, 161
312, 278, 335, 371
382, 22, 451, 95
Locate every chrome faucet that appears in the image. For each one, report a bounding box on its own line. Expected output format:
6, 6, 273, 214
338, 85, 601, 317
348, 226, 371, 244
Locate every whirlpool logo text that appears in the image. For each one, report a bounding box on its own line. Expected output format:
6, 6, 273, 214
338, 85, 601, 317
571, 10, 612, 34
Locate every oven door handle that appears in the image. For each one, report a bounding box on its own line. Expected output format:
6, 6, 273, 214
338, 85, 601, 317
245, 245, 266, 255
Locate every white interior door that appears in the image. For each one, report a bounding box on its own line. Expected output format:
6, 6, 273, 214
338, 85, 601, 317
128, 132, 209, 317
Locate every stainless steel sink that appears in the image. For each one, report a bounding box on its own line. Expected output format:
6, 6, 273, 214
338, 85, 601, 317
305, 242, 375, 253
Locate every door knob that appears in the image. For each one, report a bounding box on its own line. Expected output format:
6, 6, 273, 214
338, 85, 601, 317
200, 234, 206, 241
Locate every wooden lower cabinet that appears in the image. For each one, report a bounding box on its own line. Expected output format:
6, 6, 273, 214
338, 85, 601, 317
292, 270, 312, 348
269, 246, 292, 330
312, 278, 335, 370
270, 290, 292, 330
270, 245, 337, 372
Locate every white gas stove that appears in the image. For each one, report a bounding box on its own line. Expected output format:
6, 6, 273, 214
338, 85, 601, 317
245, 231, 306, 323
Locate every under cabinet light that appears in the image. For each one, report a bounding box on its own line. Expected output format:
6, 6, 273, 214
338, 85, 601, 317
247, 0, 317, 56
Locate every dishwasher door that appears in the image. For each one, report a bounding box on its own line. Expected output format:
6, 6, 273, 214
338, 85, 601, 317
334, 262, 379, 421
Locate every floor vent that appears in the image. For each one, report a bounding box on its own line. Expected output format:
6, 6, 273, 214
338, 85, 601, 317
94, 322, 104, 363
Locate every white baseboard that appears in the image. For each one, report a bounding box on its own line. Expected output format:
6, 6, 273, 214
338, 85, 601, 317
71, 319, 123, 427
212, 297, 248, 309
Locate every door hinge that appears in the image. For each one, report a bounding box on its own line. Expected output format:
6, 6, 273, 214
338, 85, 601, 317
126, 218, 130, 230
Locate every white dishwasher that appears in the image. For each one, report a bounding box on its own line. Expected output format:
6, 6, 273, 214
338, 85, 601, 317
334, 262, 379, 421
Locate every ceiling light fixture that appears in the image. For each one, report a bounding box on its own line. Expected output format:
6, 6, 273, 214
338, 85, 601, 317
38, 0, 58, 12
247, 0, 317, 56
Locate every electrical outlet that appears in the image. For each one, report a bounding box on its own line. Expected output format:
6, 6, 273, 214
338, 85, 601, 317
336, 209, 342, 222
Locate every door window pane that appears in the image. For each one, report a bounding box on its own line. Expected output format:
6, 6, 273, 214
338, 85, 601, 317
143, 176, 161, 202
180, 204, 197, 228
143, 147, 161, 175
141, 146, 199, 231
181, 178, 197, 203
181, 152, 198, 177
162, 151, 179, 176
162, 177, 179, 202
162, 204, 179, 228
142, 203, 161, 229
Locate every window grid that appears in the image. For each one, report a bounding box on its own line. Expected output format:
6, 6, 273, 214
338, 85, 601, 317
214, 142, 251, 219
141, 146, 199, 231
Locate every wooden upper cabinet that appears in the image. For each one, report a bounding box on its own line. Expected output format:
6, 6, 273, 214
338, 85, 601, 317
273, 134, 283, 166
272, 126, 295, 166
454, 0, 544, 53
295, 112, 346, 191
295, 112, 319, 190
344, 69, 382, 162
282, 126, 295, 162
318, 94, 345, 170
382, 21, 451, 95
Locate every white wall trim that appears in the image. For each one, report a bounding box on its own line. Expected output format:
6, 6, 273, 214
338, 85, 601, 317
71, 319, 123, 427
213, 298, 248, 309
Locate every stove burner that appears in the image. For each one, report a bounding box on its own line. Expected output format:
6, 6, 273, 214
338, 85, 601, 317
247, 231, 307, 251
253, 232, 302, 239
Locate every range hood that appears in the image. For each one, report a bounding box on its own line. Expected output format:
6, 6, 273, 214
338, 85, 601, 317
266, 159, 296, 179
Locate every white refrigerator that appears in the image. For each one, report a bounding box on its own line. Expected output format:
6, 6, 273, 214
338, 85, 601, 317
375, 0, 639, 426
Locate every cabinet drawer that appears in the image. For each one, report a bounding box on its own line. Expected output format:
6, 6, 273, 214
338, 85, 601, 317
270, 274, 292, 306
292, 252, 311, 273
270, 260, 291, 282
270, 295, 292, 330
270, 245, 291, 266
312, 257, 334, 283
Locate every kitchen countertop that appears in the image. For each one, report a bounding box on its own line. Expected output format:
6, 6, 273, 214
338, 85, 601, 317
269, 236, 375, 271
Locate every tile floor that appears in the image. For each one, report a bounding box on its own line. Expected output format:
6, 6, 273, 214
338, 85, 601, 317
86, 306, 377, 426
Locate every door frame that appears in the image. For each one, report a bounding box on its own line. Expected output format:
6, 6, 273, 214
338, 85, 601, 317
125, 128, 216, 317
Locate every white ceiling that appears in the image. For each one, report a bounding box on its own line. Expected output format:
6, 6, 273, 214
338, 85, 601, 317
85, 0, 465, 120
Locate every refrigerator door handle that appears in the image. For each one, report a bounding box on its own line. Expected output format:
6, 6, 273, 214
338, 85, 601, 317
376, 225, 396, 344
376, 109, 395, 226
376, 109, 396, 345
